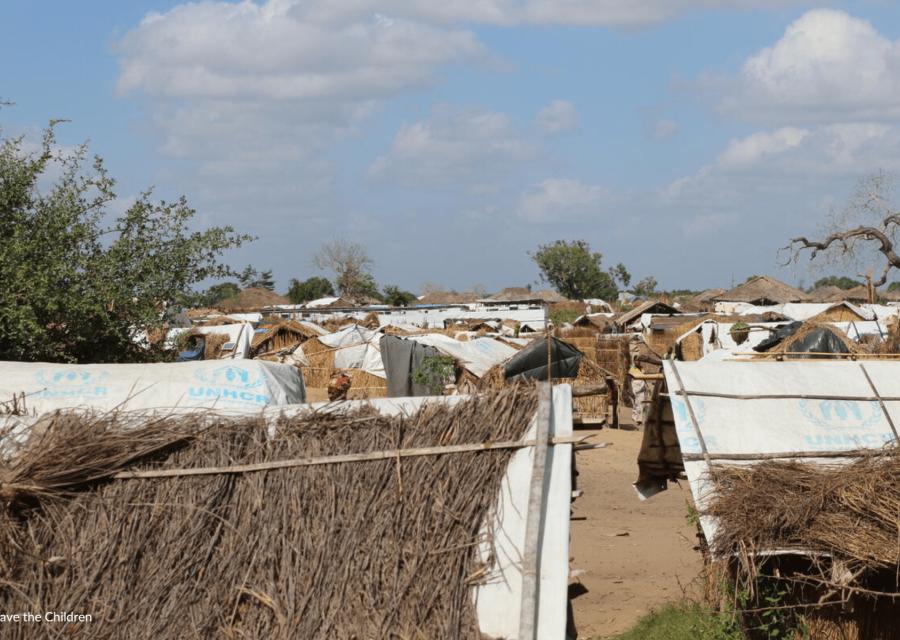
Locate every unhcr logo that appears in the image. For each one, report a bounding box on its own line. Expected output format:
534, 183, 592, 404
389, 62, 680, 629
35, 369, 110, 399
189, 365, 270, 406
798, 399, 881, 431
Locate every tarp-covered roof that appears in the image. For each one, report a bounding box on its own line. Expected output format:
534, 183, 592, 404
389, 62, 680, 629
0, 359, 305, 415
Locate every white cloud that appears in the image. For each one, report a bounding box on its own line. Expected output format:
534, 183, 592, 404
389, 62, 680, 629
721, 9, 900, 122
518, 178, 607, 222
293, 0, 814, 28
368, 104, 533, 188
717, 127, 809, 168
663, 123, 900, 211
536, 100, 578, 134
116, 2, 483, 102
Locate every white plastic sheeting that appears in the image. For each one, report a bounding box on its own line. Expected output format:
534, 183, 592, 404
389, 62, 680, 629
404, 334, 518, 378
316, 324, 386, 378
279, 307, 547, 331
0, 359, 305, 415
662, 360, 900, 547
167, 322, 254, 359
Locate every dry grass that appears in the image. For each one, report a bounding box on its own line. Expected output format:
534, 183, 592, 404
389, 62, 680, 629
707, 452, 900, 583
0, 387, 538, 639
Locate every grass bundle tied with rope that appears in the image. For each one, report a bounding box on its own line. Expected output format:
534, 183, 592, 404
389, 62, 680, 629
0, 386, 538, 639
706, 451, 900, 591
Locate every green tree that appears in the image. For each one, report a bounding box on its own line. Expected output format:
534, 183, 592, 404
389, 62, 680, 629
530, 240, 617, 300
238, 266, 275, 291
633, 276, 658, 297
609, 263, 632, 289
314, 240, 379, 299
0, 120, 250, 363
199, 281, 241, 306
287, 276, 335, 304
382, 285, 416, 307
812, 275, 863, 290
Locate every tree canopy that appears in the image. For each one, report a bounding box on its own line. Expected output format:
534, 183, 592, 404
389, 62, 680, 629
313, 240, 380, 300
783, 173, 900, 287
0, 120, 250, 362
238, 266, 275, 291
382, 285, 417, 307
530, 240, 618, 300
811, 276, 863, 291
287, 276, 334, 304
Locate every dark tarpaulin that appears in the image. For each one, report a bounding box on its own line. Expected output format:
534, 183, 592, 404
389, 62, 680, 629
503, 337, 582, 382
753, 321, 851, 358
380, 335, 443, 397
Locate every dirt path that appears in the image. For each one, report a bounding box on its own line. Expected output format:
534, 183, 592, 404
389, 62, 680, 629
569, 420, 704, 639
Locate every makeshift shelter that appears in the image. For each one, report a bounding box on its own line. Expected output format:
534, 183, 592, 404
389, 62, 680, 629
297, 324, 387, 399
0, 359, 306, 414
479, 338, 611, 423
0, 386, 574, 640
806, 284, 846, 302
614, 300, 680, 331
250, 320, 325, 360
659, 360, 900, 638
175, 322, 254, 360
808, 301, 872, 323
713, 275, 809, 306
752, 321, 858, 358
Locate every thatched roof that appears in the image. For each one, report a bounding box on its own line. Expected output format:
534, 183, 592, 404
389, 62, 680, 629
806, 285, 846, 302
615, 300, 680, 328
714, 276, 809, 304
250, 320, 323, 354
416, 291, 480, 305
840, 285, 871, 302
692, 288, 726, 304
219, 288, 289, 310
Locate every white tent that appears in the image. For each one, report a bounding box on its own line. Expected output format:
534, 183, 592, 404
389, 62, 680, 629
0, 359, 305, 415
661, 360, 900, 547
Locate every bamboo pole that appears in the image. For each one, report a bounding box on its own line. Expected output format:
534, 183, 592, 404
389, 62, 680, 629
110, 432, 583, 480
518, 381, 552, 640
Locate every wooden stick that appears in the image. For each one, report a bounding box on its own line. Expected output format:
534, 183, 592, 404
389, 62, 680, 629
675, 389, 900, 402
682, 449, 894, 462
518, 380, 552, 640
110, 433, 583, 480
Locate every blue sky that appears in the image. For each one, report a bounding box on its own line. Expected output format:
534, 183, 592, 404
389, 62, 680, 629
4, 1, 900, 293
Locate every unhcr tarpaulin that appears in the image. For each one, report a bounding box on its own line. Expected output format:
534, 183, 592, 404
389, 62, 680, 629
403, 334, 517, 378
660, 360, 900, 546
0, 359, 305, 415
316, 324, 385, 378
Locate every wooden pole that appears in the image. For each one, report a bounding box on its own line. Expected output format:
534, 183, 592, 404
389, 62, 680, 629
518, 381, 552, 640
110, 433, 584, 480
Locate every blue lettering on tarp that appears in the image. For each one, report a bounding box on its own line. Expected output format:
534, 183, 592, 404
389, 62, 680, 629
34, 368, 111, 400
798, 399, 881, 431
185, 386, 270, 406
803, 432, 895, 450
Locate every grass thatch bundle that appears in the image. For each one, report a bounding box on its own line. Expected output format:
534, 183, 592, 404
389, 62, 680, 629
194, 316, 238, 327
250, 320, 320, 357
0, 387, 537, 639
345, 369, 388, 399
768, 321, 859, 358
297, 337, 336, 388
183, 331, 231, 360
477, 356, 608, 420
706, 452, 900, 579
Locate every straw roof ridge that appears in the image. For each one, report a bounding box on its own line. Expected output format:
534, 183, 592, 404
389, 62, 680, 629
218, 287, 289, 310
714, 275, 809, 304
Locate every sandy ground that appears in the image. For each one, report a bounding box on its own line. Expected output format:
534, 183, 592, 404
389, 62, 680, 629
569, 417, 704, 639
